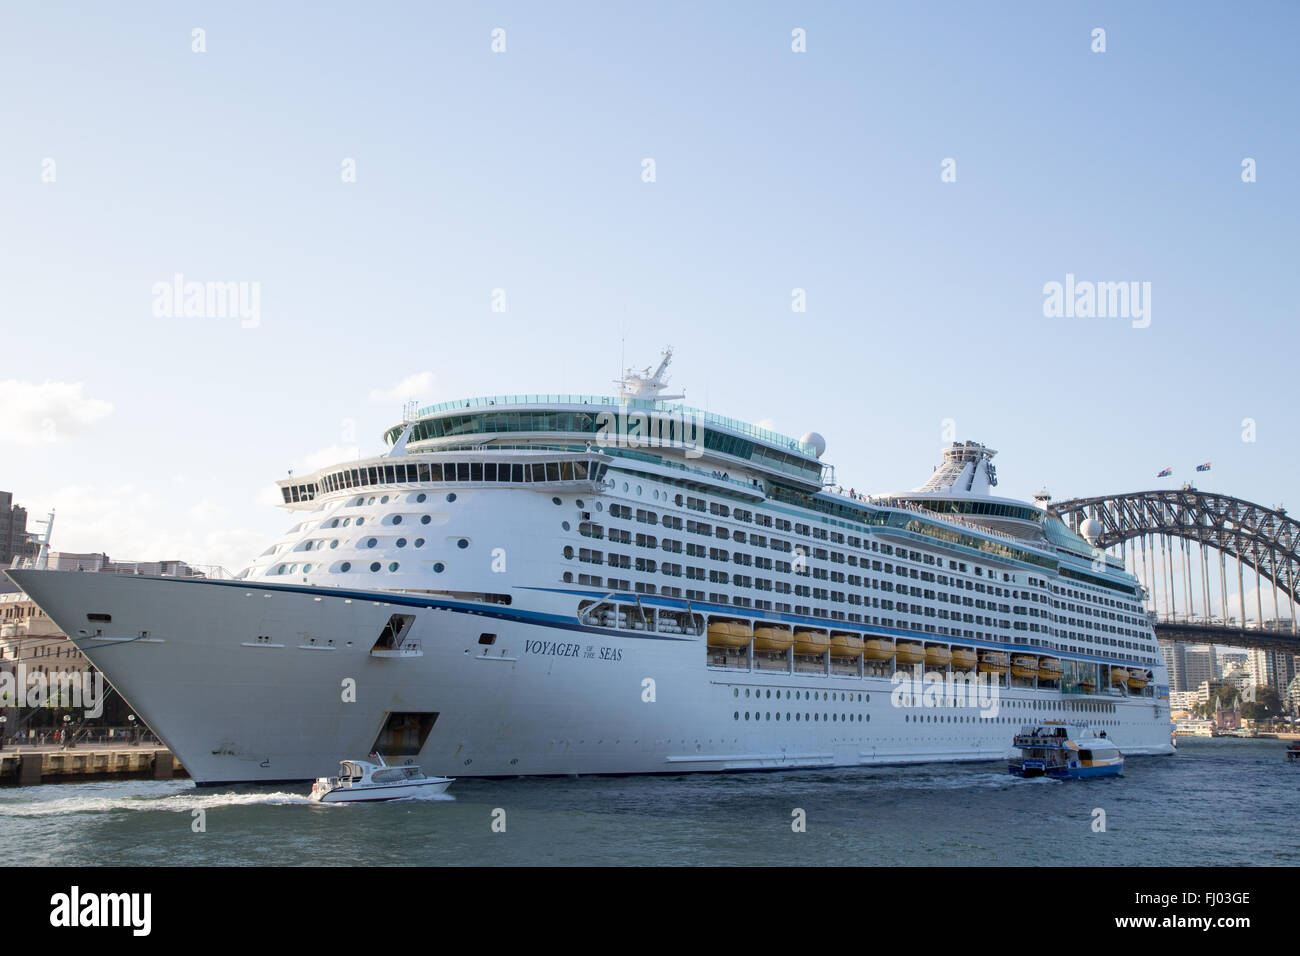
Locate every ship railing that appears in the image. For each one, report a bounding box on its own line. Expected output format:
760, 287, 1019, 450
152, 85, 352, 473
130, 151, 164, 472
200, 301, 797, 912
414, 394, 819, 456
860, 497, 1031, 545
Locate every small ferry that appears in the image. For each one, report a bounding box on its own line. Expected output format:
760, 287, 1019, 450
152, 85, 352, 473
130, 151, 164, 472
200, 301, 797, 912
1009, 723, 1124, 779
309, 754, 454, 803
1286, 742, 1300, 763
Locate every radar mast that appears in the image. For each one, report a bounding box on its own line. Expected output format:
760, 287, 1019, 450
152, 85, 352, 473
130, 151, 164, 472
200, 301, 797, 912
616, 346, 683, 401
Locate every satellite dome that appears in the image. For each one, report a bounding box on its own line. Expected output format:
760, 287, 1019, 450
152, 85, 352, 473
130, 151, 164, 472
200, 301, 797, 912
801, 432, 826, 458
1079, 517, 1103, 544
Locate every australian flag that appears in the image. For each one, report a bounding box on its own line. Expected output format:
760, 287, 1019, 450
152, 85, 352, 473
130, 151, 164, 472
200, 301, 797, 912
1196, 462, 1212, 472
1157, 467, 1172, 477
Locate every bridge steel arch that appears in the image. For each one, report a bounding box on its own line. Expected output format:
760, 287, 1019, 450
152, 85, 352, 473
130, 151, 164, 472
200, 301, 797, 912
1049, 489, 1300, 635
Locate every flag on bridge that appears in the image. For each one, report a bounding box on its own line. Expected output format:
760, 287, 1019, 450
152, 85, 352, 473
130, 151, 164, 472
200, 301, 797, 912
1157, 467, 1173, 477
1196, 462, 1212, 472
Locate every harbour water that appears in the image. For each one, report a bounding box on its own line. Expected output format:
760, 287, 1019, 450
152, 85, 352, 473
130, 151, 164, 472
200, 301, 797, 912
3, 738, 1295, 866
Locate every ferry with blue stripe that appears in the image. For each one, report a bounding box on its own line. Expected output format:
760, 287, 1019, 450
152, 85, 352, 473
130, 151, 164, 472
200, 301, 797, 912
1009, 723, 1125, 779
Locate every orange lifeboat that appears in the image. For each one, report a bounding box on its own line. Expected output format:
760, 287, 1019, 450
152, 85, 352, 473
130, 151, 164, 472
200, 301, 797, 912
1011, 654, 1038, 679
950, 647, 978, 670
706, 620, 752, 649
829, 632, 863, 659
978, 650, 1010, 674
793, 628, 830, 656
925, 645, 952, 669
752, 625, 794, 653
895, 641, 925, 666
863, 638, 896, 661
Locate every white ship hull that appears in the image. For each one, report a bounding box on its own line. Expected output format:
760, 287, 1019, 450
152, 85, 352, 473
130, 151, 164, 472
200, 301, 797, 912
9, 569, 1175, 785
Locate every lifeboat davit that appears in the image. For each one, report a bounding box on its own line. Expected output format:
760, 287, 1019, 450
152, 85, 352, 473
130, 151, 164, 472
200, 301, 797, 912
752, 625, 794, 652
1037, 657, 1064, 681
950, 647, 978, 670
895, 640, 925, 665
793, 628, 830, 655
706, 620, 752, 648
830, 632, 864, 659
978, 650, 1010, 673
1011, 654, 1038, 679
925, 645, 952, 669
863, 638, 896, 661
1110, 667, 1129, 687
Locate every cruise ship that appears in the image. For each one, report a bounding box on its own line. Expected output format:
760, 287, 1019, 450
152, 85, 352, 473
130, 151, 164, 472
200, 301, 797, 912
8, 351, 1174, 783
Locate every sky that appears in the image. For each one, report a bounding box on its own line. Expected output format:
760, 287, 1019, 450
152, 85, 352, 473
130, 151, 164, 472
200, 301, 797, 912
1, 2, 1298, 607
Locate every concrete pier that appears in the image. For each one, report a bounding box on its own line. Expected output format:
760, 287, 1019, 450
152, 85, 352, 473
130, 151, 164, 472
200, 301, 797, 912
0, 745, 187, 785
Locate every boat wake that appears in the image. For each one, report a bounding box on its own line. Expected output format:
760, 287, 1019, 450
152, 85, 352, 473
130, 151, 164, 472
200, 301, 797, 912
0, 781, 312, 817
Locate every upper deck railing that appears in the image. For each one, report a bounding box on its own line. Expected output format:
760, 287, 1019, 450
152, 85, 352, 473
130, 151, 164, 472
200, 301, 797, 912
414, 394, 819, 458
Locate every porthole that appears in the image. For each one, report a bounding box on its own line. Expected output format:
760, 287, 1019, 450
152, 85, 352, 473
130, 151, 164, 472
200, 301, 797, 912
416, 493, 427, 503
457, 538, 469, 549
576, 500, 585, 509
353, 497, 364, 507
343, 518, 352, 527
563, 546, 574, 559
636, 485, 642, 495
446, 493, 457, 503
388, 562, 399, 572
380, 495, 389, 504
396, 538, 407, 548
366, 538, 377, 548
392, 515, 402, 525
421, 515, 431, 524
340, 562, 351, 572
623, 482, 629, 492
303, 564, 312, 573
733, 688, 739, 697
370, 562, 381, 572
367, 497, 376, 506
415, 538, 425, 548
562, 571, 573, 583
734, 712, 739, 720
552, 497, 562, 506
356, 518, 365, 526
330, 541, 338, 549
433, 562, 445, 573
562, 521, 570, 531
595, 502, 603, 512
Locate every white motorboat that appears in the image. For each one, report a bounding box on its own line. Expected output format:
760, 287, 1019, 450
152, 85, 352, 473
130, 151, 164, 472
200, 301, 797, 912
309, 754, 454, 803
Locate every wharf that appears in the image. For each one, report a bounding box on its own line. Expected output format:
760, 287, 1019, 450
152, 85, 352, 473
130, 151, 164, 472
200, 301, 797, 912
0, 744, 187, 785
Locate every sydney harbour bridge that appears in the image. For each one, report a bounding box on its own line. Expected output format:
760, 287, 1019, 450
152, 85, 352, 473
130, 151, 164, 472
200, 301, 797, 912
1050, 488, 1300, 654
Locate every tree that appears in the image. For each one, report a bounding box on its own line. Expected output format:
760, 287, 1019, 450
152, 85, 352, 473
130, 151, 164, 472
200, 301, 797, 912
1255, 686, 1282, 716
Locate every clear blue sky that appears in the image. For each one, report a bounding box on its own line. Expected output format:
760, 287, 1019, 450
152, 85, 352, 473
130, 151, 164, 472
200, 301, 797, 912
1, 1, 1297, 575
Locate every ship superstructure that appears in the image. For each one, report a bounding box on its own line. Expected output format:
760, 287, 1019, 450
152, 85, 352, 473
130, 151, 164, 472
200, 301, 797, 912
9, 351, 1173, 783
